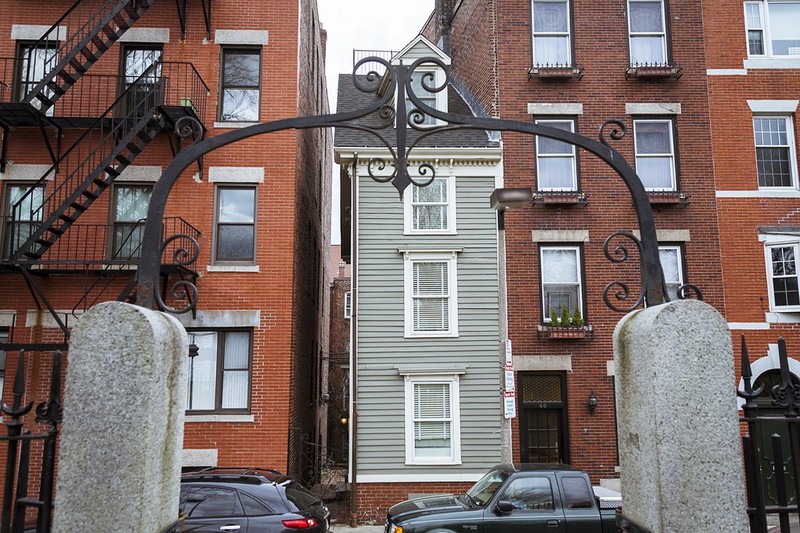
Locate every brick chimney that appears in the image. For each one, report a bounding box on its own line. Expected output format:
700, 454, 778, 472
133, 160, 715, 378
434, 0, 455, 55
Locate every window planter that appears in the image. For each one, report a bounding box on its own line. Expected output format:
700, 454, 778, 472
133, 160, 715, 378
538, 324, 594, 340
625, 64, 682, 80
533, 191, 589, 206
529, 66, 585, 80
647, 191, 690, 206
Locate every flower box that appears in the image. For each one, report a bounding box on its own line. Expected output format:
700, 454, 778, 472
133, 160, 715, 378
538, 324, 594, 340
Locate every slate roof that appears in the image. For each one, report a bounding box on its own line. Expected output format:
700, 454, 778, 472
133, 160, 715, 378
333, 73, 498, 149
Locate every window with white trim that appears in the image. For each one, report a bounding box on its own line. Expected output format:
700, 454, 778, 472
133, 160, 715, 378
535, 119, 578, 191
753, 116, 797, 188
659, 245, 685, 301
766, 242, 800, 311
401, 68, 447, 127
540, 246, 584, 322
744, 1, 800, 57
344, 291, 352, 319
404, 375, 461, 465
0, 328, 7, 400
111, 184, 152, 259
2, 183, 44, 259
186, 330, 252, 413
404, 252, 459, 337
634, 119, 677, 191
627, 0, 669, 66
531, 0, 573, 67
404, 176, 456, 234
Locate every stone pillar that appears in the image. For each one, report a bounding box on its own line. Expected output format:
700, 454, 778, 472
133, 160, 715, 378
53, 302, 188, 532
614, 299, 747, 533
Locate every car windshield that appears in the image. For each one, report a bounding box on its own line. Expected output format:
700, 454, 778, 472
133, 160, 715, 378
284, 482, 322, 512
465, 470, 508, 506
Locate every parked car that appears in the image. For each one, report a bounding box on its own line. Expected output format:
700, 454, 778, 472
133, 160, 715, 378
384, 464, 622, 533
180, 467, 331, 532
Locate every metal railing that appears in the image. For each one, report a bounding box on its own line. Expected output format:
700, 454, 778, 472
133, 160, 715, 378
352, 49, 396, 75
1, 58, 208, 124
2, 217, 200, 269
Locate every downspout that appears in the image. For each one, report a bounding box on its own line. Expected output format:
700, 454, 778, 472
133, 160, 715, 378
349, 155, 359, 527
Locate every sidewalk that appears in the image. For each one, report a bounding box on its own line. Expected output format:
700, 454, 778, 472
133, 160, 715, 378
331, 525, 384, 532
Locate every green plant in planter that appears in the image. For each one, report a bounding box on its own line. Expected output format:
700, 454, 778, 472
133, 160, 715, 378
560, 306, 572, 327
549, 309, 560, 326
571, 307, 584, 327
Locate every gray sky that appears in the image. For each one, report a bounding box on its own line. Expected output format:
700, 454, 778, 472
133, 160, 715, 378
318, 0, 435, 244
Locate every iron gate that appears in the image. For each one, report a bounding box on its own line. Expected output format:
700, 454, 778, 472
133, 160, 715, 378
740, 336, 800, 532
0, 350, 61, 533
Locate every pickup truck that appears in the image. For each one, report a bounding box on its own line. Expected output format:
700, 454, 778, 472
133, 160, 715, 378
384, 464, 622, 533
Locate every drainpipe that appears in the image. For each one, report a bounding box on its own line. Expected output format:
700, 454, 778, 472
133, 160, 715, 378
348, 155, 359, 527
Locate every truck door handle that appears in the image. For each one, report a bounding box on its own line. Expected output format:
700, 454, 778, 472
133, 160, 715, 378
547, 519, 560, 527
220, 526, 241, 531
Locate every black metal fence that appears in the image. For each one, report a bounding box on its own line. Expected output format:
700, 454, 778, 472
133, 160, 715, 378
0, 350, 61, 533
739, 335, 800, 532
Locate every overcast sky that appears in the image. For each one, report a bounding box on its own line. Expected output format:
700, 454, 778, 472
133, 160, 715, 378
318, 0, 435, 244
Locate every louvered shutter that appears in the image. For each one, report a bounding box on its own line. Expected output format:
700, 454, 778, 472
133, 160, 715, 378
413, 261, 449, 332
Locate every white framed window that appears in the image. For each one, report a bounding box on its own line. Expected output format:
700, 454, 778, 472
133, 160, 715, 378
540, 246, 583, 322
402, 68, 447, 127
344, 291, 352, 319
404, 374, 461, 465
633, 119, 677, 191
744, 1, 800, 57
659, 245, 685, 300
403, 175, 456, 234
627, 0, 668, 66
535, 119, 578, 191
766, 242, 800, 311
2, 182, 44, 259
753, 116, 798, 188
531, 0, 572, 67
110, 184, 151, 259
404, 252, 459, 337
186, 329, 252, 413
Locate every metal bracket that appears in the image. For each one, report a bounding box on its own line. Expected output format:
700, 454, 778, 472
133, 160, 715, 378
175, 0, 188, 41
18, 265, 70, 341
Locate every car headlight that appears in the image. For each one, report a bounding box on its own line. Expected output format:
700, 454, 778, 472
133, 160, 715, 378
388, 524, 403, 533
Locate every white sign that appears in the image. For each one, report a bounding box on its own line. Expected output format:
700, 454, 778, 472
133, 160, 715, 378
504, 339, 512, 366
505, 369, 515, 393
504, 391, 516, 419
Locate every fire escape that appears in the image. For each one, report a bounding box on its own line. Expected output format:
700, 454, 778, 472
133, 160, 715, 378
0, 0, 212, 351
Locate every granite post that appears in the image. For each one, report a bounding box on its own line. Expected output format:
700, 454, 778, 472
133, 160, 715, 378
52, 301, 188, 532
614, 299, 747, 533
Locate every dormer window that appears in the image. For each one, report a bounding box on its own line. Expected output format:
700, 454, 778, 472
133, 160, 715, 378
403, 68, 445, 127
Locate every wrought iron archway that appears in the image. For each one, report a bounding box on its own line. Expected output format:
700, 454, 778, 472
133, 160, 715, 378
134, 55, 702, 314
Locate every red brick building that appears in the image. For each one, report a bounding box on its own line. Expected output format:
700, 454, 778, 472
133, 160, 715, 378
421, 0, 726, 490
703, 1, 800, 415
0, 0, 331, 492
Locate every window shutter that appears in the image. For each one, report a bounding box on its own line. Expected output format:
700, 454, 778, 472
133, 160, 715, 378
414, 383, 451, 440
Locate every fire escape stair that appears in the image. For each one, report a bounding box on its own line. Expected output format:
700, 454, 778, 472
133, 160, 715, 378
24, 0, 158, 113
16, 118, 164, 262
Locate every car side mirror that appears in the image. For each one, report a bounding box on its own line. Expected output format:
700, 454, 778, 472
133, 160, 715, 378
495, 500, 514, 514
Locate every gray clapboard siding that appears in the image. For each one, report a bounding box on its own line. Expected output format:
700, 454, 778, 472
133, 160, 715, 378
356, 171, 503, 477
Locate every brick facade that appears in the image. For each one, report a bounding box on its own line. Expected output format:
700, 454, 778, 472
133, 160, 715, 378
0, 0, 331, 499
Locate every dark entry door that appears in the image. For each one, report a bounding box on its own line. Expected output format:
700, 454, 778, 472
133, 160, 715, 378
519, 373, 568, 464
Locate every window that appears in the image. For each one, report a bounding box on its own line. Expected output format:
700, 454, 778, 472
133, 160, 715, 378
766, 243, 800, 311
535, 119, 578, 191
120, 45, 162, 118
540, 246, 583, 322
531, 0, 572, 67
111, 184, 151, 259
500, 477, 555, 511
186, 330, 251, 413
344, 291, 352, 319
744, 1, 800, 57
214, 186, 256, 264
219, 48, 261, 122
659, 245, 685, 301
3, 183, 44, 259
627, 0, 668, 66
0, 329, 7, 400
405, 70, 439, 126
16, 42, 58, 115
404, 176, 455, 233
633, 119, 677, 191
404, 252, 459, 337
180, 485, 244, 518
404, 375, 461, 465
754, 116, 797, 188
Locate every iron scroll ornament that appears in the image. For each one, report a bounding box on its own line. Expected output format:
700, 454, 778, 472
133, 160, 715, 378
135, 55, 700, 312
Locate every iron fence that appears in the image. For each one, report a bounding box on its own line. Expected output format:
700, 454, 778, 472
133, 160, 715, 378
739, 336, 800, 532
